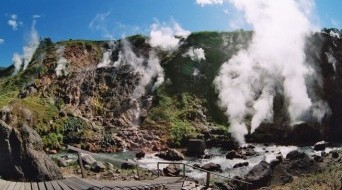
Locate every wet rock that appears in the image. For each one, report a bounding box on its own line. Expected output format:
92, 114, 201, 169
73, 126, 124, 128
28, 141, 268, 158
80, 153, 96, 165
286, 150, 306, 160
0, 121, 62, 181
245, 161, 272, 189
56, 157, 68, 167
135, 151, 145, 159
91, 161, 106, 173
314, 141, 326, 151
201, 163, 222, 172
186, 139, 206, 156
270, 159, 281, 168
233, 162, 249, 168
330, 150, 339, 158
121, 162, 135, 170
313, 155, 323, 162
202, 153, 213, 159
163, 164, 181, 177
226, 150, 244, 159
156, 149, 184, 161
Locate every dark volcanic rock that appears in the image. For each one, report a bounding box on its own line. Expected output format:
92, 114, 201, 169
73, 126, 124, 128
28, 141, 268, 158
156, 149, 184, 161
91, 161, 106, 173
186, 139, 206, 156
163, 164, 181, 176
286, 150, 306, 160
233, 162, 249, 168
314, 141, 326, 151
330, 150, 339, 158
201, 163, 222, 172
0, 121, 62, 181
245, 161, 272, 189
226, 150, 244, 159
135, 151, 145, 159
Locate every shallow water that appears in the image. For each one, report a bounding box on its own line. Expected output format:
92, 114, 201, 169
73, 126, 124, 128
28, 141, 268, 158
53, 143, 342, 180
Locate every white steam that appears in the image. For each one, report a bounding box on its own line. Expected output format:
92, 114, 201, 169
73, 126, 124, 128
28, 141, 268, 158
97, 41, 116, 68
12, 21, 40, 74
214, 0, 328, 144
183, 47, 206, 62
149, 21, 190, 51
55, 46, 69, 76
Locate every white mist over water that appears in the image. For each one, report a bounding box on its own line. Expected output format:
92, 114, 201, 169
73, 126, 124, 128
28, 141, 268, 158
13, 21, 40, 74
213, 0, 329, 144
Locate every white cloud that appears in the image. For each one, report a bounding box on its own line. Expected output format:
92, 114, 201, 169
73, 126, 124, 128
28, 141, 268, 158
8, 14, 22, 31
32, 15, 41, 19
183, 47, 206, 61
196, 0, 224, 6
0, 38, 4, 45
149, 20, 190, 51
89, 12, 114, 39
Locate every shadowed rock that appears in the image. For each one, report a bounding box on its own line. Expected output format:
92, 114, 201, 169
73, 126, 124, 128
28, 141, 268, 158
0, 120, 62, 182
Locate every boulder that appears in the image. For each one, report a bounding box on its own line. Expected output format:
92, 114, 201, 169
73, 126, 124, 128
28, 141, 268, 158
56, 157, 68, 167
270, 159, 281, 168
135, 151, 145, 159
245, 161, 272, 189
91, 161, 106, 173
156, 149, 184, 161
121, 162, 135, 169
0, 121, 62, 181
233, 162, 249, 168
286, 150, 306, 160
80, 153, 96, 166
330, 150, 339, 158
313, 155, 323, 162
226, 150, 244, 159
314, 141, 326, 151
163, 164, 181, 176
186, 139, 206, 156
201, 163, 222, 172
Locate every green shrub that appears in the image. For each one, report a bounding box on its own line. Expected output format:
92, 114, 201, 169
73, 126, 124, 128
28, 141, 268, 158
170, 120, 197, 146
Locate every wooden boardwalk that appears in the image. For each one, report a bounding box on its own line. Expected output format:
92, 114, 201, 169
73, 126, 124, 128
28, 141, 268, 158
0, 177, 185, 190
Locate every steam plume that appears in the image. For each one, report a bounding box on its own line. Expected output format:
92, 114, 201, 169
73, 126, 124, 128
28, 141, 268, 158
13, 21, 40, 74
149, 21, 190, 51
214, 0, 328, 144
55, 46, 69, 76
183, 47, 206, 62
97, 41, 116, 68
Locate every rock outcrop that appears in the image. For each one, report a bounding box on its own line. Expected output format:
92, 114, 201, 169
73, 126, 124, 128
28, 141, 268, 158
245, 161, 272, 189
0, 120, 62, 181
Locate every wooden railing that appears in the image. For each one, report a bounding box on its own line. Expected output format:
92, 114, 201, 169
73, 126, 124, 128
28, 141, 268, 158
67, 145, 141, 179
156, 162, 252, 188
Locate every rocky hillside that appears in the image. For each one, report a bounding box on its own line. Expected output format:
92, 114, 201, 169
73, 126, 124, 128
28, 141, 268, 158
0, 30, 341, 152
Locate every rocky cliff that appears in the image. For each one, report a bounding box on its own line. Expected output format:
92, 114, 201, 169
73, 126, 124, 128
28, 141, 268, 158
0, 30, 341, 152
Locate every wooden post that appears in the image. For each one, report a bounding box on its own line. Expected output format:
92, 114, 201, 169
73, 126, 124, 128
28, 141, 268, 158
206, 172, 210, 188
182, 164, 186, 177
157, 163, 160, 177
136, 164, 140, 180
77, 152, 86, 178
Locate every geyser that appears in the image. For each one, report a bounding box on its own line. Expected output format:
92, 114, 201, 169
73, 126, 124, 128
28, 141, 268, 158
213, 0, 330, 144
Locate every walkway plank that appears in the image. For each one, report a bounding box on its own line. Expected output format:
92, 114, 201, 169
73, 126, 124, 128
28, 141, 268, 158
31, 182, 39, 190
12, 182, 24, 190
56, 181, 72, 190
23, 183, 31, 190
50, 181, 61, 190
61, 178, 87, 190
0, 180, 10, 190
6, 182, 17, 190
44, 181, 54, 190
38, 182, 46, 190
68, 177, 94, 189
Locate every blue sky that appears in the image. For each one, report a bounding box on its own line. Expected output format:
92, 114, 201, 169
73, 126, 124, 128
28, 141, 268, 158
0, 0, 341, 67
